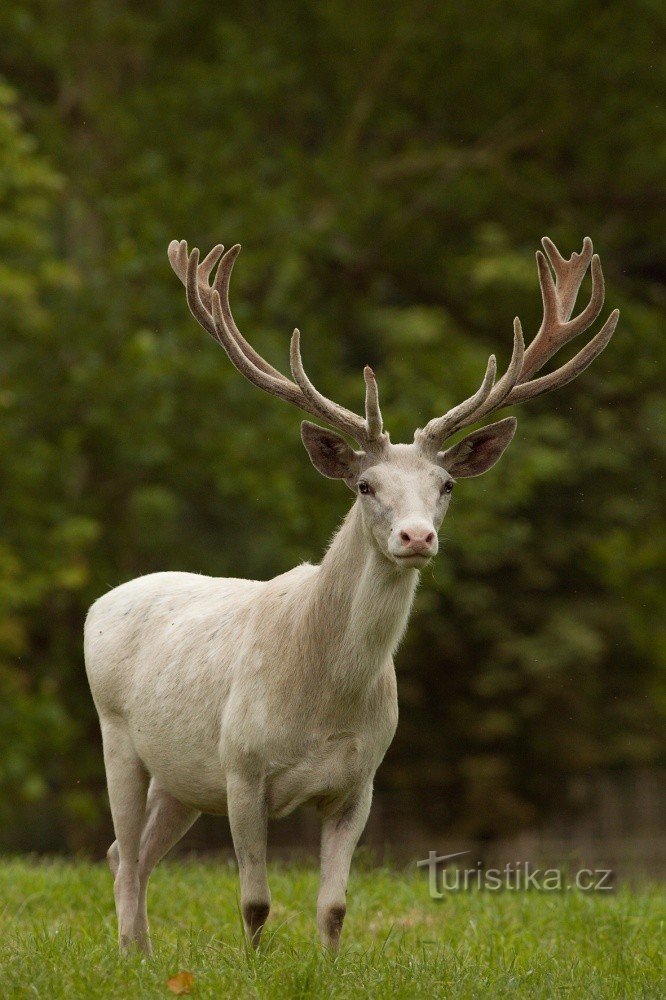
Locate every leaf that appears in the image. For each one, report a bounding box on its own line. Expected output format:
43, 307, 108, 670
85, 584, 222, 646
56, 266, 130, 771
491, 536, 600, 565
166, 970, 195, 995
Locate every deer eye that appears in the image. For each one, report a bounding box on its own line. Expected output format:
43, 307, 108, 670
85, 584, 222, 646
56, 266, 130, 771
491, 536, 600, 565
441, 480, 454, 495
358, 481, 374, 495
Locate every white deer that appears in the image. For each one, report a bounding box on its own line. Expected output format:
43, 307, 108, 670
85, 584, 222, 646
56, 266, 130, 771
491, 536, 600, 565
85, 236, 618, 953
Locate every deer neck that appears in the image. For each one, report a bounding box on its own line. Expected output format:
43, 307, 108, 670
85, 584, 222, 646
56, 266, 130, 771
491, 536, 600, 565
310, 500, 419, 686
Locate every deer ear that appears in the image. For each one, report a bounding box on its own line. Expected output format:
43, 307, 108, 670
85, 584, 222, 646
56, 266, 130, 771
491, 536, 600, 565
437, 417, 517, 478
301, 421, 363, 484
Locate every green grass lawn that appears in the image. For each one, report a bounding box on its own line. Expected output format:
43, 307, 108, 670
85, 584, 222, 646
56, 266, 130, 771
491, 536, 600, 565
0, 858, 662, 998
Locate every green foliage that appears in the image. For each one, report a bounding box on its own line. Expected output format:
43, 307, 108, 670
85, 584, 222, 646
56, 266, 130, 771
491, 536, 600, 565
0, 1, 663, 848
0, 860, 663, 998
0, 82, 75, 823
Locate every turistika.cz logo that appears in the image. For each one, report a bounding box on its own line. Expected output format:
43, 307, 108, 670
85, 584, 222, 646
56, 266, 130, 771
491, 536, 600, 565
417, 851, 614, 897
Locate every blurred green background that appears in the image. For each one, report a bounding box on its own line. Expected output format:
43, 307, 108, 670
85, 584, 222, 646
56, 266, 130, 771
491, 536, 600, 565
0, 1, 663, 857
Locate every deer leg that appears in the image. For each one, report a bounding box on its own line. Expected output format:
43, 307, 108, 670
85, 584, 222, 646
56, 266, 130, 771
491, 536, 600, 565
134, 780, 200, 954
226, 771, 270, 947
317, 781, 373, 951
107, 781, 199, 954
100, 718, 149, 953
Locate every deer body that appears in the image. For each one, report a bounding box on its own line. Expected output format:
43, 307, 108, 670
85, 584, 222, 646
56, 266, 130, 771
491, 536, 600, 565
86, 234, 618, 954
86, 500, 411, 823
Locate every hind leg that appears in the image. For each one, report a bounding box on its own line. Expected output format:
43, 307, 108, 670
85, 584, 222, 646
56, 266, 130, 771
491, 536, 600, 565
107, 779, 199, 954
100, 718, 149, 953
134, 780, 199, 953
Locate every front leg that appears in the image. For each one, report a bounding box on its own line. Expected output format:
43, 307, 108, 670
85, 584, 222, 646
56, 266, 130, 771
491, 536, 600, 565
226, 771, 271, 947
317, 781, 373, 951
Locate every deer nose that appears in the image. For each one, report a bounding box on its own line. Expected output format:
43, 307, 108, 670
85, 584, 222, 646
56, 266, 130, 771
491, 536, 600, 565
397, 525, 437, 555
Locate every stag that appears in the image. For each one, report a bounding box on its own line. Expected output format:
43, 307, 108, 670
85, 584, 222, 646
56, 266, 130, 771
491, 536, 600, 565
85, 235, 618, 953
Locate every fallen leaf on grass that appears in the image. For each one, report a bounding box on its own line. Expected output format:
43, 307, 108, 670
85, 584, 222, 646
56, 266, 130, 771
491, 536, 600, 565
167, 970, 195, 994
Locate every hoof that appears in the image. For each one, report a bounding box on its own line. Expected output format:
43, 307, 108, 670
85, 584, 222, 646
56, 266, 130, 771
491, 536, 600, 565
320, 903, 346, 951
242, 900, 270, 947
118, 932, 152, 957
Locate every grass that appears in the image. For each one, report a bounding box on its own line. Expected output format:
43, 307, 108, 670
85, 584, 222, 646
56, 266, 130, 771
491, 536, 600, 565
0, 858, 663, 998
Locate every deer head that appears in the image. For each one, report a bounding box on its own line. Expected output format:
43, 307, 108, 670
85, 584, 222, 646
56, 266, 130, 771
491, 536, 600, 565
168, 237, 618, 569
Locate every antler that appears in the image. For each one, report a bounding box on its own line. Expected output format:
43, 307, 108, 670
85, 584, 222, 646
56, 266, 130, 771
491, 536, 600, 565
416, 236, 619, 453
168, 240, 387, 452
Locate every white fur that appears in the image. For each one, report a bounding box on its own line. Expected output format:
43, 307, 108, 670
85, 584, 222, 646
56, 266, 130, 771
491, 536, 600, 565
85, 444, 463, 951
91, 230, 607, 952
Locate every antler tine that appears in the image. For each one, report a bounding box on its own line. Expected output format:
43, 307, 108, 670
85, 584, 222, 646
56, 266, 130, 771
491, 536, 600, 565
504, 308, 619, 405
170, 241, 277, 377
185, 248, 217, 338
476, 317, 525, 416
542, 235, 592, 321
416, 354, 497, 452
171, 239, 387, 451
209, 287, 312, 409
200, 244, 225, 283
520, 237, 604, 380
364, 366, 383, 438
179, 242, 321, 397
212, 245, 291, 383
213, 247, 386, 440
184, 246, 310, 412
170, 240, 218, 333
415, 236, 618, 452
289, 329, 379, 444
168, 239, 189, 286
